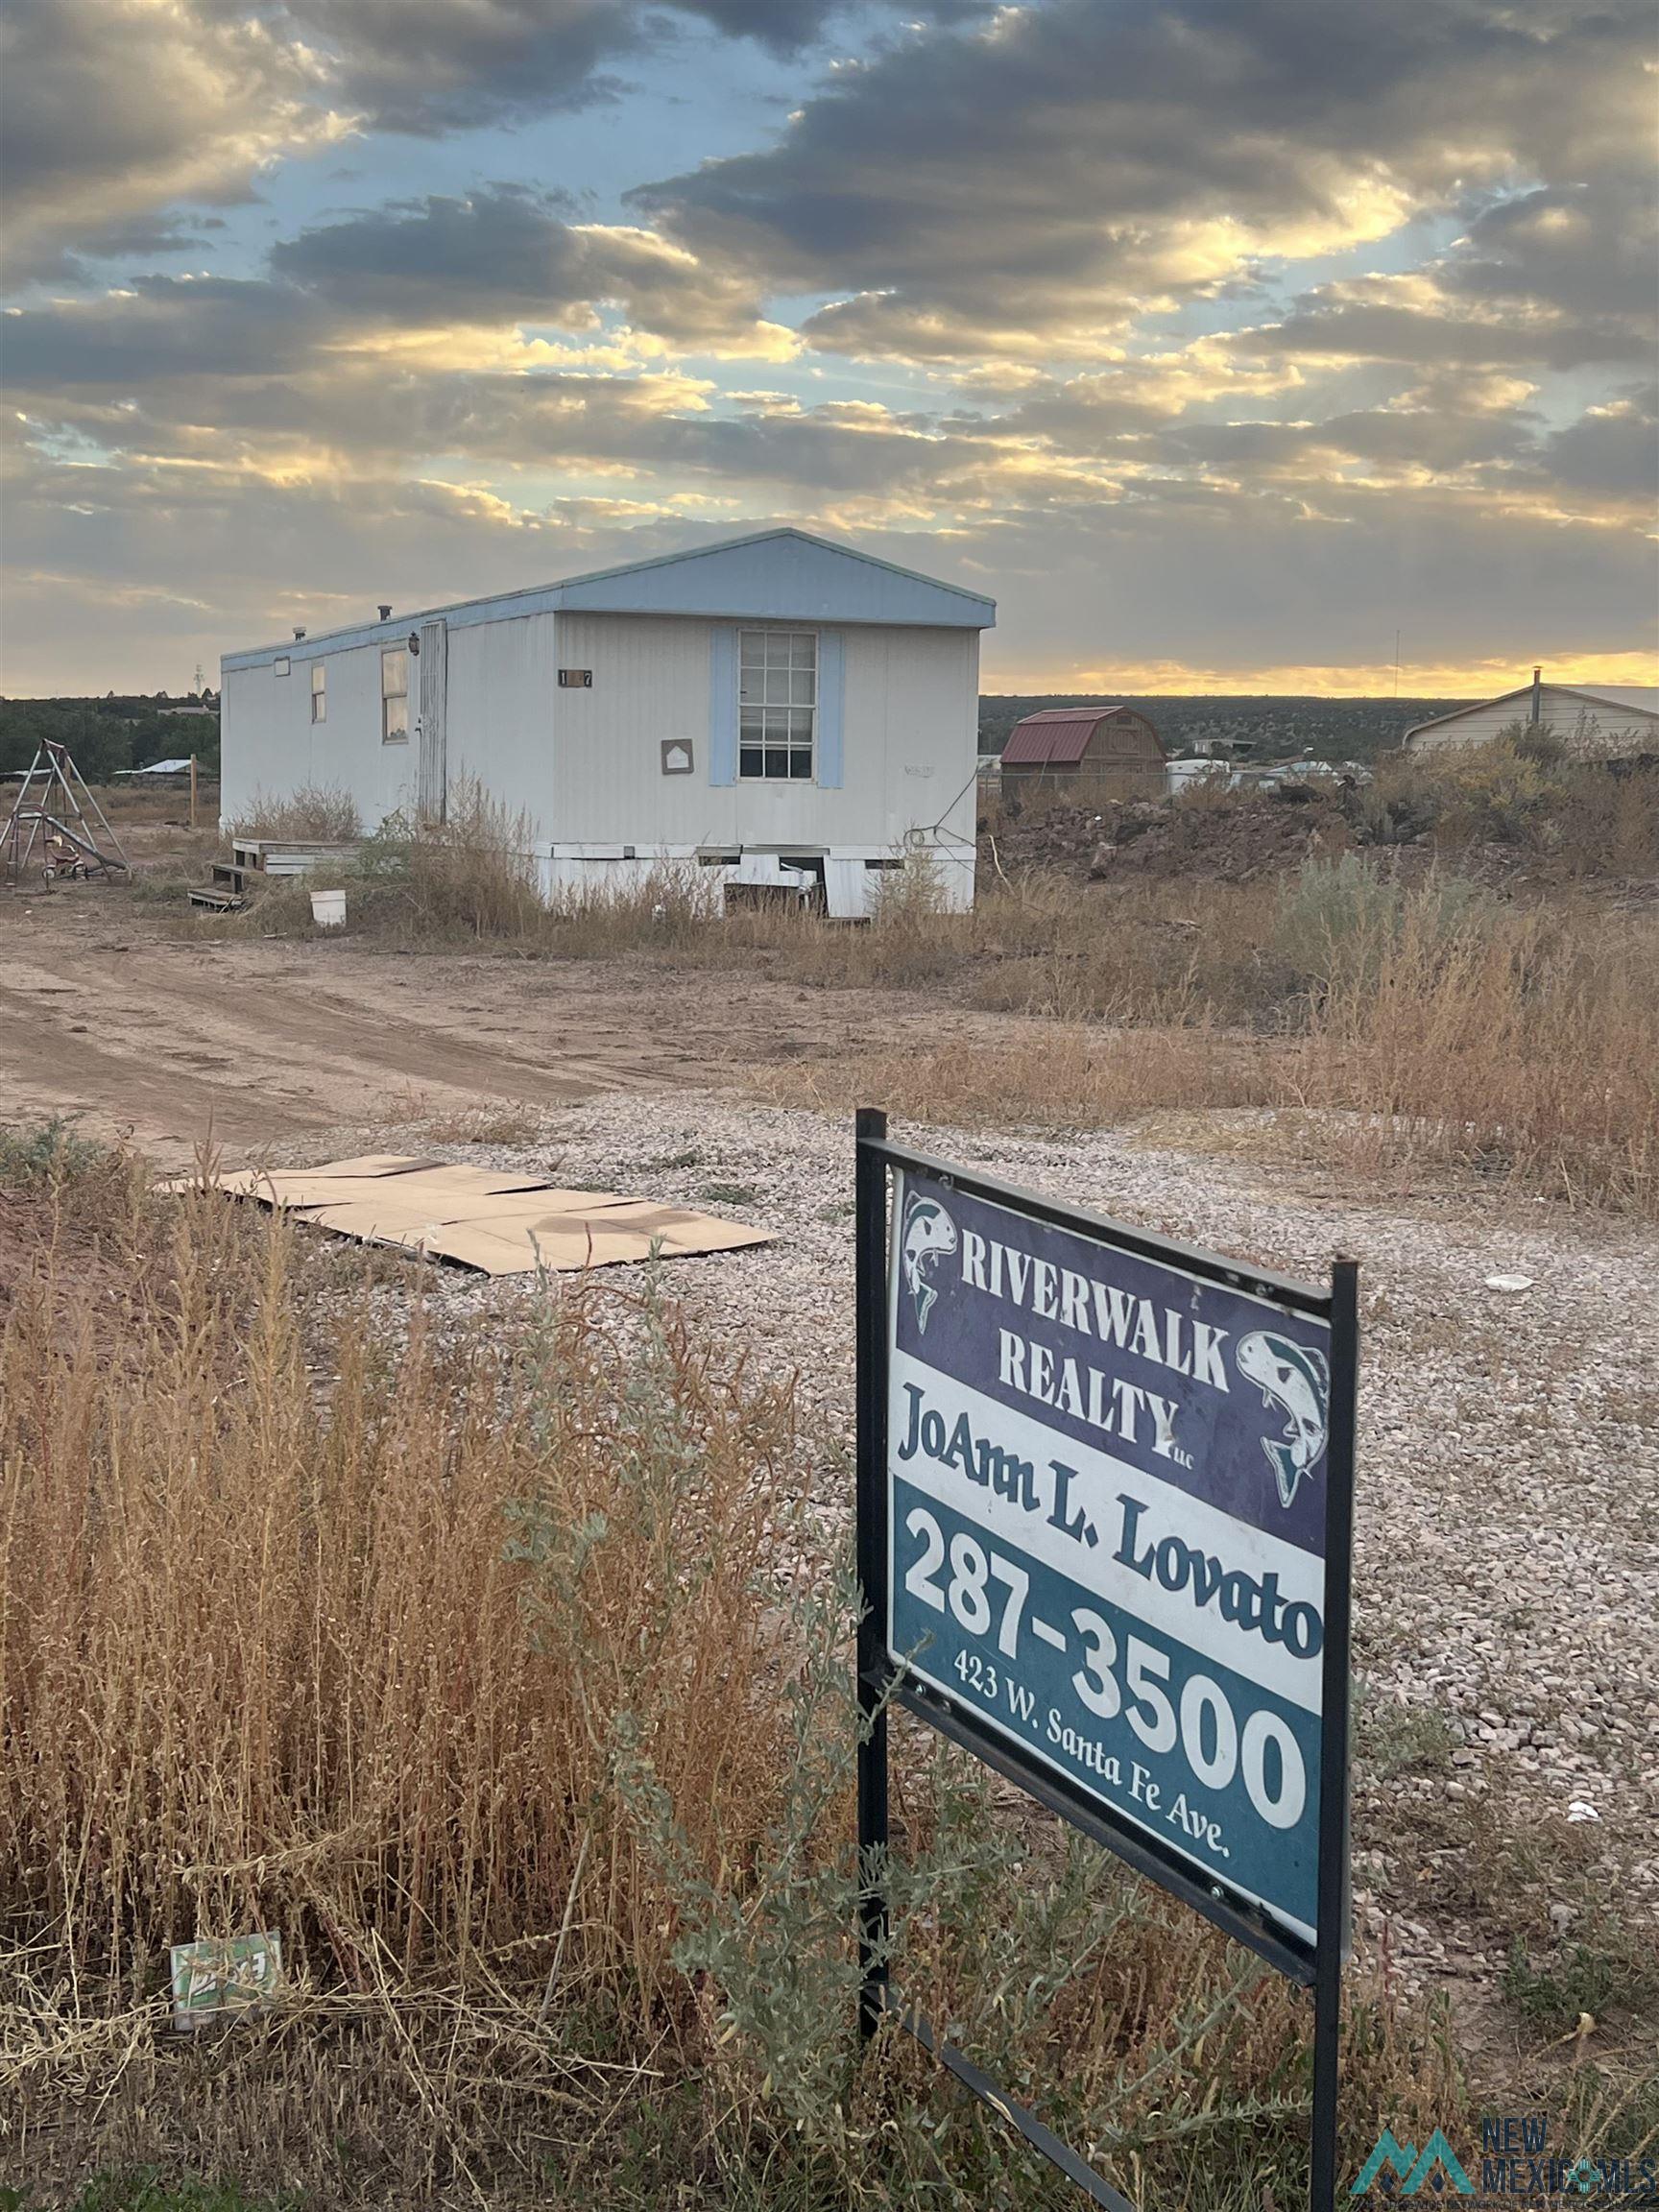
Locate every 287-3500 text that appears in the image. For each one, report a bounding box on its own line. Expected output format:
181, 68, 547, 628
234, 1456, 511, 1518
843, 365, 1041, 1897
902, 1504, 1306, 1830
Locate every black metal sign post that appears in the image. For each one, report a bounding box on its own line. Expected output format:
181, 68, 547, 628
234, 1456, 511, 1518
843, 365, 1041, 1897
1310, 1254, 1358, 2212
854, 1103, 893, 2043
854, 1107, 1358, 2212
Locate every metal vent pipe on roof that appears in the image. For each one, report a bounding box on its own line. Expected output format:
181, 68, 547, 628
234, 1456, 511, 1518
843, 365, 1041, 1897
293, 627, 306, 640
378, 603, 393, 621
1530, 665, 1542, 725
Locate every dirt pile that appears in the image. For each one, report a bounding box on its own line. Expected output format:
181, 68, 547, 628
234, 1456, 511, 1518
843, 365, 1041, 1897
981, 800, 1116, 878
982, 789, 1353, 884
1094, 790, 1353, 882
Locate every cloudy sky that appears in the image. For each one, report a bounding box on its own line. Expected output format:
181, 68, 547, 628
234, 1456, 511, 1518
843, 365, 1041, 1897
1, 0, 1655, 695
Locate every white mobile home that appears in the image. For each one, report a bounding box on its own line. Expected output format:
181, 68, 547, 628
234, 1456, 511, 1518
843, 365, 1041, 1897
220, 529, 996, 913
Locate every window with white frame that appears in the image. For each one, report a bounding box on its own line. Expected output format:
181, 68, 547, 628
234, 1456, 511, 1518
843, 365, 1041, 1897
380, 646, 409, 742
310, 661, 326, 724
738, 630, 815, 781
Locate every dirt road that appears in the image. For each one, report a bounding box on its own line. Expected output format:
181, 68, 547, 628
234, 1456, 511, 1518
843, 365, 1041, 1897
0, 888, 1002, 1167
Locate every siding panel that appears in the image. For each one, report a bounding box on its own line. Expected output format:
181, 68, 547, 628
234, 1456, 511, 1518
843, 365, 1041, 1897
816, 628, 845, 789
709, 626, 738, 787
220, 640, 415, 830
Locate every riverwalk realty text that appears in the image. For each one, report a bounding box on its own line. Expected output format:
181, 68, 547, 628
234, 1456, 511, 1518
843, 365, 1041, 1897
897, 1225, 1324, 1661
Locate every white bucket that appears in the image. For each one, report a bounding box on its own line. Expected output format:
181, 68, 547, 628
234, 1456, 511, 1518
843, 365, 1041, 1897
310, 887, 346, 928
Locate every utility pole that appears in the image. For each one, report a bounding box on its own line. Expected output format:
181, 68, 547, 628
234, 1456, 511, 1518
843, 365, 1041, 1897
1393, 630, 1401, 700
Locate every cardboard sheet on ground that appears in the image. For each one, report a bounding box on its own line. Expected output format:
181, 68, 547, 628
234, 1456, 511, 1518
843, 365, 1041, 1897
160, 1156, 772, 1276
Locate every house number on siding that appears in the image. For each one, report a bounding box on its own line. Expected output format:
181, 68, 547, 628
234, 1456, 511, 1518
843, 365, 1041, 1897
558, 669, 592, 687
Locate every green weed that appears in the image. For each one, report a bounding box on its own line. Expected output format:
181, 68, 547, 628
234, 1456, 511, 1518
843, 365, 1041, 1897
1355, 1691, 1458, 1784
697, 1181, 759, 1208
0, 1116, 107, 1188
1502, 1932, 1659, 2036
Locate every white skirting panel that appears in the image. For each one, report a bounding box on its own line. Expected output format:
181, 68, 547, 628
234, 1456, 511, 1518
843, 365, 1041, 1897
531, 842, 974, 915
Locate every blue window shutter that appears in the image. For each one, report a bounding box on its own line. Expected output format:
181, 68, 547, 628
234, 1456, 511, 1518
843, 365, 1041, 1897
817, 628, 845, 789
709, 626, 738, 785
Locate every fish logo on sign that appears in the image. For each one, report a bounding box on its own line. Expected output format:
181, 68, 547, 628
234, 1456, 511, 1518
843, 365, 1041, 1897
900, 1191, 957, 1334
1237, 1331, 1331, 1509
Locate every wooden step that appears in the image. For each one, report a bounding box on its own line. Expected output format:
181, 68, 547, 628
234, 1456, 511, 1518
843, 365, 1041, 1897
230, 837, 358, 877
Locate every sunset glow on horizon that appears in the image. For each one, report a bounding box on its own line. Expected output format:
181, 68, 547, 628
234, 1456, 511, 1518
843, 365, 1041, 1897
1, 0, 1653, 695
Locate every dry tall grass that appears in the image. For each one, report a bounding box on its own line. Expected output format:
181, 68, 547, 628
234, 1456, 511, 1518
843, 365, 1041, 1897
0, 1188, 788, 2008
764, 867, 1659, 1219
0, 1153, 1463, 2206
229, 784, 363, 842
1365, 740, 1659, 880
354, 779, 550, 938
1296, 901, 1659, 1211
760, 1022, 1284, 1130
0, 1166, 804, 2198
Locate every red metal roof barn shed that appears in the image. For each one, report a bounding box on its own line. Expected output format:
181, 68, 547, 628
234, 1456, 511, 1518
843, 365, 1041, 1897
999, 705, 1165, 794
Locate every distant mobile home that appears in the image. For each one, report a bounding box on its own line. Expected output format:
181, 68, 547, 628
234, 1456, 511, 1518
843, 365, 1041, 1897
219, 529, 996, 913
1405, 672, 1659, 758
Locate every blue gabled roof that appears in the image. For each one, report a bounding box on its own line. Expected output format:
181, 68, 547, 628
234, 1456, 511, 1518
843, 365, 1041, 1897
222, 526, 996, 671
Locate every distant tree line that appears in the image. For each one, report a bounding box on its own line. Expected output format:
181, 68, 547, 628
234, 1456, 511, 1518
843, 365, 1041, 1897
978, 694, 1472, 766
0, 695, 220, 782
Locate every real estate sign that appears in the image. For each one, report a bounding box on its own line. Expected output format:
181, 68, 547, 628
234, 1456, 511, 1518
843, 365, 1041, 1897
885, 1162, 1345, 1944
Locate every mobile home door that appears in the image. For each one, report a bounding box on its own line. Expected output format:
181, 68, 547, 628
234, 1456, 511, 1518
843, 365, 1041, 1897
417, 618, 448, 821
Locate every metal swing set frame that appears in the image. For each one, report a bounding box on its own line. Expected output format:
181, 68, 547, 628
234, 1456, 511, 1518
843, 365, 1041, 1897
1, 740, 131, 884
